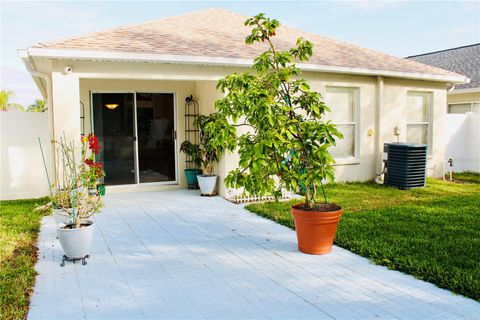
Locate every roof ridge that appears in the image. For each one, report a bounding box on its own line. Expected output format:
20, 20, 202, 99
406, 43, 480, 58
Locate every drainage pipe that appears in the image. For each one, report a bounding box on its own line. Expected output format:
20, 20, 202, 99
24, 56, 57, 185
375, 76, 384, 177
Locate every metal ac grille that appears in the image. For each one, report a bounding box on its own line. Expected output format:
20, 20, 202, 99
384, 143, 427, 189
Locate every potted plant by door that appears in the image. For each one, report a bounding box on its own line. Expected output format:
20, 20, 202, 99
216, 14, 343, 254
57, 188, 102, 266
179, 141, 203, 189
180, 113, 236, 195
53, 136, 103, 266
38, 135, 104, 265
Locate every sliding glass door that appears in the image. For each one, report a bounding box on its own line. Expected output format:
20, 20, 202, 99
92, 93, 136, 185
136, 93, 176, 183
92, 92, 176, 186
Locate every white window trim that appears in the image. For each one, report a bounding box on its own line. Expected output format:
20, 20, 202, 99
447, 101, 480, 114
325, 86, 360, 164
406, 91, 432, 155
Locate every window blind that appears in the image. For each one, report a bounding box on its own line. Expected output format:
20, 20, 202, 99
330, 124, 355, 158
406, 92, 430, 147
448, 102, 480, 114
325, 88, 354, 122
325, 87, 357, 158
406, 124, 428, 144
407, 93, 428, 122
473, 103, 480, 113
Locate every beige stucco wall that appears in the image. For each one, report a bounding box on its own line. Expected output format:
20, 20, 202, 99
303, 72, 378, 181
447, 91, 480, 104
382, 78, 447, 177
34, 59, 449, 195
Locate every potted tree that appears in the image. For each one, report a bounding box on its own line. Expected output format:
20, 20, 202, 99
54, 137, 103, 266
37, 135, 104, 265
179, 140, 202, 189
57, 187, 102, 266
180, 113, 235, 195
216, 14, 343, 254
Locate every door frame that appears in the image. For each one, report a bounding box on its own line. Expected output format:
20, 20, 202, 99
90, 90, 178, 187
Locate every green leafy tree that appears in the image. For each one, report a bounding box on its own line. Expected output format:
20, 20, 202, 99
216, 13, 342, 209
0, 90, 25, 111
28, 99, 47, 112
181, 113, 236, 176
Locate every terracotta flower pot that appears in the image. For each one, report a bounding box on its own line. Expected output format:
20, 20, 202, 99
291, 203, 342, 255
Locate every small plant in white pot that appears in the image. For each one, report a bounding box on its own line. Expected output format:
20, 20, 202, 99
54, 137, 103, 266
57, 188, 102, 266
37, 135, 104, 266
180, 113, 236, 195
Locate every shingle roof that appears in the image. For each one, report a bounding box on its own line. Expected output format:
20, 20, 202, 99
33, 8, 463, 80
407, 44, 480, 90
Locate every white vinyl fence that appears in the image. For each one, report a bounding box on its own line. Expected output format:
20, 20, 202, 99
445, 112, 480, 172
0, 112, 52, 200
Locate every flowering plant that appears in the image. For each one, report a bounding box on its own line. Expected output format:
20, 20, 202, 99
35, 134, 104, 228
79, 134, 105, 190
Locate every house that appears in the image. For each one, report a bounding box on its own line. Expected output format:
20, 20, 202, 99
407, 44, 480, 114
407, 44, 480, 171
18, 8, 468, 196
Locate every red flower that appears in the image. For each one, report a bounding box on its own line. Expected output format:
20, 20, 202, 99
92, 162, 104, 177
84, 158, 94, 166
87, 134, 100, 154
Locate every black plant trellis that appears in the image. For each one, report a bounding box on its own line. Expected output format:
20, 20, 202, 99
185, 95, 199, 170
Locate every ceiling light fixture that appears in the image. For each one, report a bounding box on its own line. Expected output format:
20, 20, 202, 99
105, 104, 119, 110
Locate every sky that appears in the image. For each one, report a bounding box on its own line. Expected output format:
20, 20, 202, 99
1, 0, 479, 107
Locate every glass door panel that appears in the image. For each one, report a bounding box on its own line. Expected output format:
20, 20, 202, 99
136, 93, 176, 183
92, 93, 136, 185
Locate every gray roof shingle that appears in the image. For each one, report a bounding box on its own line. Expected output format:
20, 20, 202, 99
407, 44, 480, 90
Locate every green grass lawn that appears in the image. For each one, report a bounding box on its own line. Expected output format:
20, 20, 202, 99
453, 171, 480, 184
0, 198, 48, 320
246, 178, 480, 301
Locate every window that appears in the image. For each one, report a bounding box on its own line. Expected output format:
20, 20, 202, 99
406, 91, 430, 146
448, 102, 480, 114
325, 87, 358, 159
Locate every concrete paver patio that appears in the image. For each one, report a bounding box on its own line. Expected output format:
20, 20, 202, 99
29, 190, 479, 319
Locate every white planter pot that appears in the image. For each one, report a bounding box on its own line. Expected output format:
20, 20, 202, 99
197, 175, 218, 195
57, 220, 95, 259
53, 208, 72, 226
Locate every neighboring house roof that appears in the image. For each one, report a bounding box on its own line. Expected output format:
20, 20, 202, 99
407, 44, 480, 90
25, 8, 466, 83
